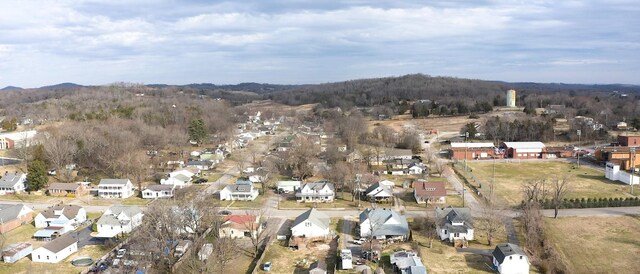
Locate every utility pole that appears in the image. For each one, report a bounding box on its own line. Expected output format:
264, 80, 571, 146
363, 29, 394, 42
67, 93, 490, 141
491, 156, 496, 206
464, 132, 469, 174
631, 147, 636, 195
576, 130, 581, 168
462, 187, 466, 207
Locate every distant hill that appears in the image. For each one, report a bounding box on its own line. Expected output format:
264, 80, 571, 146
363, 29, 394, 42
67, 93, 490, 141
1, 86, 23, 91
502, 82, 639, 93
148, 82, 304, 94
39, 82, 84, 90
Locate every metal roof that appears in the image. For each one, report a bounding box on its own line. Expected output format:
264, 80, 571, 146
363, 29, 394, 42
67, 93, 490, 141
501, 142, 546, 150
492, 243, 527, 264
450, 142, 495, 149
292, 208, 330, 230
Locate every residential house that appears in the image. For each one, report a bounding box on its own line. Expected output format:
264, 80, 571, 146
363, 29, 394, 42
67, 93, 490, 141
35, 204, 86, 228
365, 182, 393, 202
0, 204, 33, 233
435, 207, 474, 242
186, 160, 214, 171
407, 163, 426, 175
160, 173, 192, 189
249, 174, 264, 183
277, 181, 302, 193
291, 208, 331, 238
142, 184, 175, 199
169, 168, 199, 178
295, 181, 335, 203
97, 179, 134, 199
219, 184, 259, 201
309, 260, 328, 274
414, 181, 446, 204
47, 182, 88, 197
31, 233, 78, 263
95, 205, 144, 238
492, 243, 530, 274
1, 242, 32, 263
390, 250, 427, 274
219, 215, 261, 239
359, 208, 409, 241
235, 178, 252, 185
0, 171, 26, 195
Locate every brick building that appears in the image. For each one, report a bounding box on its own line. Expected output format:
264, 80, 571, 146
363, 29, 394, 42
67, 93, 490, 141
0, 204, 33, 233
450, 143, 497, 160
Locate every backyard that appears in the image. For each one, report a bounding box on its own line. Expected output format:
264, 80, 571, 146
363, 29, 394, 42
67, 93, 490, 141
545, 216, 640, 274
463, 161, 635, 206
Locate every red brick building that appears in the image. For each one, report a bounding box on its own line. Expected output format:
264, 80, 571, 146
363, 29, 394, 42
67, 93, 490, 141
617, 134, 640, 147
500, 142, 546, 159
0, 204, 33, 233
450, 143, 497, 160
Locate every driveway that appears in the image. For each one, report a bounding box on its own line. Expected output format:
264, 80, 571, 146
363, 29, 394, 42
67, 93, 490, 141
76, 225, 106, 248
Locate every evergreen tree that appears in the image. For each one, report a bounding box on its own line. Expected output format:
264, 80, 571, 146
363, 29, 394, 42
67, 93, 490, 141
188, 118, 207, 145
26, 160, 48, 191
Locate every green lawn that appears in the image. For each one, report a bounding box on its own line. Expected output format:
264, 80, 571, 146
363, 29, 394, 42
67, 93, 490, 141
464, 161, 635, 206
220, 193, 268, 209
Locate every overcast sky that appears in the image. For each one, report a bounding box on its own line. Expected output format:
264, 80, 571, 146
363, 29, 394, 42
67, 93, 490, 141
1, 0, 639, 88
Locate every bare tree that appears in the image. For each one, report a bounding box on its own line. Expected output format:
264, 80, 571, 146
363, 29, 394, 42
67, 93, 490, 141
411, 216, 438, 248
476, 206, 505, 246
43, 134, 78, 182
522, 179, 548, 204
434, 159, 447, 177
551, 175, 572, 218
208, 237, 238, 272
244, 210, 269, 257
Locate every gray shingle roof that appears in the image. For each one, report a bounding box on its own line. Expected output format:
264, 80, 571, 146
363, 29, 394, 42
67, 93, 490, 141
39, 204, 82, 220
41, 233, 77, 253
492, 243, 527, 264
47, 183, 81, 192
97, 205, 142, 227
144, 184, 175, 192
224, 184, 253, 193
359, 208, 409, 237
365, 183, 393, 197
0, 172, 25, 188
292, 208, 330, 230
0, 204, 29, 222
436, 207, 474, 228
99, 179, 130, 185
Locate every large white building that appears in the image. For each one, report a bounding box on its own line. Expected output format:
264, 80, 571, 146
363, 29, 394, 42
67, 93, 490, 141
95, 205, 144, 238
97, 179, 134, 199
31, 234, 78, 263
291, 208, 331, 238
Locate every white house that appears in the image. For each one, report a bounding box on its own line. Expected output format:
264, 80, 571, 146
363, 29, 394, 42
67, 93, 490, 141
249, 174, 263, 183
142, 184, 175, 199
160, 174, 192, 189
364, 182, 394, 202
219, 215, 261, 239
186, 160, 214, 171
169, 168, 199, 178
95, 205, 144, 238
359, 208, 409, 241
31, 234, 78, 263
219, 184, 259, 201
291, 208, 331, 238
407, 164, 425, 175
492, 243, 530, 274
295, 181, 335, 203
34, 204, 86, 228
390, 250, 427, 274
277, 181, 302, 193
435, 207, 474, 241
0, 172, 26, 195
97, 179, 134, 199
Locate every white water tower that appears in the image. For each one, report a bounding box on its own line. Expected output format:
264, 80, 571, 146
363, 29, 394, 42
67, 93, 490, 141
506, 89, 517, 107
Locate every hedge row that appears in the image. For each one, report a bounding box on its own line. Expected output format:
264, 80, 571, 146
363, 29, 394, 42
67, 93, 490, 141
522, 197, 640, 209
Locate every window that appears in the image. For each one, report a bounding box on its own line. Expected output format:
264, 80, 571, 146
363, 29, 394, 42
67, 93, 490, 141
46, 256, 49, 260
444, 230, 447, 234
520, 256, 523, 259
454, 233, 460, 237
509, 256, 512, 260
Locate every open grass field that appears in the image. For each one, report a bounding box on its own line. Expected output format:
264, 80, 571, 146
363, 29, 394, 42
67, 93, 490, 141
464, 161, 635, 206
545, 216, 640, 274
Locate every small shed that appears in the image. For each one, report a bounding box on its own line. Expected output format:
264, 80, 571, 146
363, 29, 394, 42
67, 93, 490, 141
1, 242, 32, 263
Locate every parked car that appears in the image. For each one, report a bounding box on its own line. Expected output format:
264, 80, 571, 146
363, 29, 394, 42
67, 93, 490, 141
263, 262, 272, 272
116, 249, 126, 258
218, 210, 232, 216
194, 178, 208, 184
112, 259, 121, 268
352, 239, 364, 245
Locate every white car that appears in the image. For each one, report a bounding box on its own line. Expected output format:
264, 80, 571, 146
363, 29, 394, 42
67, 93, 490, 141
352, 239, 364, 245
116, 249, 126, 258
